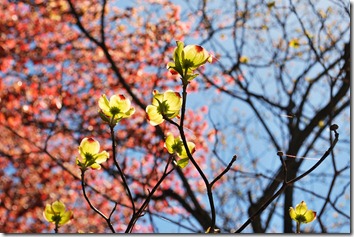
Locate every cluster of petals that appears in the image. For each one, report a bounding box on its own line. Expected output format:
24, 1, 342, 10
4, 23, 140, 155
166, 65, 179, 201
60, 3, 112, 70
76, 137, 109, 170
167, 41, 212, 80
98, 94, 135, 124
146, 90, 182, 126
289, 201, 316, 224
164, 132, 195, 168
43, 200, 73, 226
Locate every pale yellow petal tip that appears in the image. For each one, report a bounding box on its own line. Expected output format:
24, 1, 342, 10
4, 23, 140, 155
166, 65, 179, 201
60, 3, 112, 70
90, 163, 101, 170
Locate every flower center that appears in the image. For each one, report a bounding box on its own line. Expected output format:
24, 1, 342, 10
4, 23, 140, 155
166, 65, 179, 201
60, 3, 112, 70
295, 214, 307, 223
110, 107, 120, 116
172, 140, 183, 155
85, 153, 94, 162
52, 214, 62, 224
183, 59, 194, 68
157, 100, 170, 115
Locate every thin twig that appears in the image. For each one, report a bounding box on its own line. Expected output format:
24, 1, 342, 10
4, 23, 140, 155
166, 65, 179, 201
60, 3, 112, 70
277, 151, 288, 183
109, 125, 136, 214
234, 126, 339, 233
125, 157, 175, 233
210, 155, 237, 187
81, 171, 116, 233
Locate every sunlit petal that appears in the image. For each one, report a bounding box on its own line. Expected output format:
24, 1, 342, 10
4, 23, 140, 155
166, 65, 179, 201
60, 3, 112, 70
51, 200, 66, 213
80, 137, 100, 155
179, 141, 195, 158
146, 105, 164, 126
123, 107, 135, 117
90, 163, 101, 170
43, 204, 54, 222
304, 210, 316, 223
295, 201, 308, 215
164, 91, 182, 111
95, 151, 109, 164
110, 94, 131, 113
98, 94, 112, 116
59, 210, 73, 225
289, 207, 296, 220
152, 90, 164, 106
164, 133, 175, 154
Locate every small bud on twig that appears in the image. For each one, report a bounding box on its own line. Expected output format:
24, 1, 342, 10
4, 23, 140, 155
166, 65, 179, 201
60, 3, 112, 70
330, 124, 339, 131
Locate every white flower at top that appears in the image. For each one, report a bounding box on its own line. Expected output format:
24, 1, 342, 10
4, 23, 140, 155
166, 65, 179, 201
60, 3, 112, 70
167, 41, 212, 81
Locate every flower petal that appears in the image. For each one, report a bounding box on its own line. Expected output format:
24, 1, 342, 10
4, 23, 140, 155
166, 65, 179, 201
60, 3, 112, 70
110, 94, 131, 113
183, 45, 210, 68
173, 41, 184, 74
289, 207, 296, 220
51, 200, 66, 213
295, 201, 308, 215
123, 107, 135, 118
98, 94, 112, 116
164, 91, 182, 109
90, 163, 101, 170
80, 137, 100, 155
152, 90, 164, 106
179, 141, 195, 158
146, 105, 164, 126
43, 204, 54, 222
164, 133, 175, 154
304, 210, 316, 223
167, 62, 176, 70
176, 158, 189, 168
95, 151, 109, 164
59, 210, 73, 225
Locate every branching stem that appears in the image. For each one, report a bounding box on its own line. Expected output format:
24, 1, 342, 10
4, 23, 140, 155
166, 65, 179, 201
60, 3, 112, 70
81, 171, 116, 233
234, 127, 339, 233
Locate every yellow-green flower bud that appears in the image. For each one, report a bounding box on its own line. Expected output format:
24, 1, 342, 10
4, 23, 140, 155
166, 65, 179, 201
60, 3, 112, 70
167, 41, 212, 80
